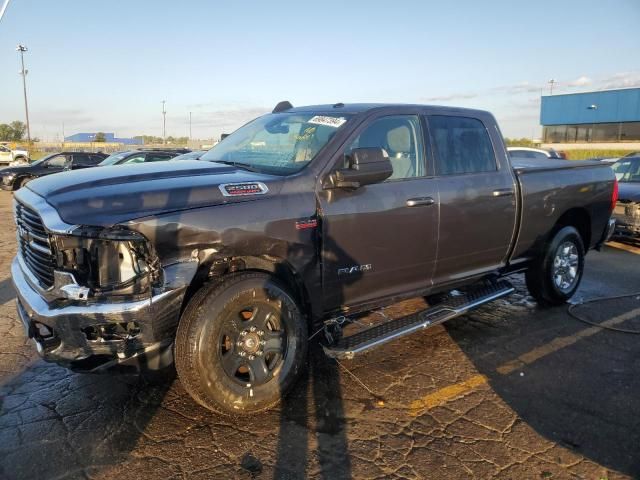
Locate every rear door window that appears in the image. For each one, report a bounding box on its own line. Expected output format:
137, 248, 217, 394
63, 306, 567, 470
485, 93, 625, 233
428, 116, 497, 175
71, 153, 92, 166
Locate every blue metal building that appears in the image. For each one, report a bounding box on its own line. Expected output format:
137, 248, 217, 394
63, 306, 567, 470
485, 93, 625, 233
64, 132, 142, 145
540, 88, 640, 143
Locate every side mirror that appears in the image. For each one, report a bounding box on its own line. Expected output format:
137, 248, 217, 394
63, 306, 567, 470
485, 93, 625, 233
332, 148, 393, 189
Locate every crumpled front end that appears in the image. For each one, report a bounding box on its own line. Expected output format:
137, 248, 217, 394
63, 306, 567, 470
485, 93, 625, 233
11, 187, 194, 372
613, 200, 640, 237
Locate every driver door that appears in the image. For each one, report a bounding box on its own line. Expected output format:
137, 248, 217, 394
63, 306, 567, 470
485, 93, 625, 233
317, 113, 439, 312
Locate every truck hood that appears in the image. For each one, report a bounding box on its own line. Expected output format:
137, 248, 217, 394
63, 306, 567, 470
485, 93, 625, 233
618, 182, 640, 202
25, 160, 281, 227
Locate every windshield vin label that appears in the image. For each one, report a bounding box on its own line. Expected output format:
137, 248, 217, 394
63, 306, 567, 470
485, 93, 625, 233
219, 182, 269, 196
308, 116, 347, 128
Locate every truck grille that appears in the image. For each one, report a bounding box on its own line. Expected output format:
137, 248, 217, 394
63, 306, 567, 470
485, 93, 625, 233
14, 201, 56, 288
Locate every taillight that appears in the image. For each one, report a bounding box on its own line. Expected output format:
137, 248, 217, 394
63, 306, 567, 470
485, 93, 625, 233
611, 177, 619, 212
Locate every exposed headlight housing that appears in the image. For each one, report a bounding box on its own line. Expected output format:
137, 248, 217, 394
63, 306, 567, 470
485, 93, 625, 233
2, 173, 15, 185
53, 228, 161, 296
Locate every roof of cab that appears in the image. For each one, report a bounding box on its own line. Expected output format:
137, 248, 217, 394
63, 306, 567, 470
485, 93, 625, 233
285, 103, 491, 116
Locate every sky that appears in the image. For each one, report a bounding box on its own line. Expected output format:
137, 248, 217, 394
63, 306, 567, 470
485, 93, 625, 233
0, 0, 639, 141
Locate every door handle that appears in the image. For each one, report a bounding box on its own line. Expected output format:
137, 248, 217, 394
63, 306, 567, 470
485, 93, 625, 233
492, 189, 514, 197
406, 197, 435, 207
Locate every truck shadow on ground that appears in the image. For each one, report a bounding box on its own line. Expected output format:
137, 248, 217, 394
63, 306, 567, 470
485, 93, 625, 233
273, 344, 351, 479
445, 296, 640, 477
0, 363, 176, 480
0, 277, 16, 305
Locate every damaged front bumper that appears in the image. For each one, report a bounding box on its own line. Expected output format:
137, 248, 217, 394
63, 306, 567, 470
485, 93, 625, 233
12, 256, 185, 372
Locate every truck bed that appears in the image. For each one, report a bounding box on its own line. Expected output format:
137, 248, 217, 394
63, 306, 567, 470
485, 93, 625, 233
509, 158, 615, 261
511, 158, 605, 174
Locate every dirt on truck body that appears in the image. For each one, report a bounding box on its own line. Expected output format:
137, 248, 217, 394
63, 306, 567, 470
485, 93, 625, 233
11, 102, 617, 414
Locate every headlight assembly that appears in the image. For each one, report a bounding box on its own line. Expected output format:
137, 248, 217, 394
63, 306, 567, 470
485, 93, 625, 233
53, 228, 160, 296
2, 173, 15, 184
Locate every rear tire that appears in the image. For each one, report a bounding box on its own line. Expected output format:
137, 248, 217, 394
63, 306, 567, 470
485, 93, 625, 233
175, 272, 307, 415
525, 226, 585, 306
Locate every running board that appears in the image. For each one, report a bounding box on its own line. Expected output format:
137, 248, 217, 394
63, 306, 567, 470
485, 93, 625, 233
323, 281, 514, 360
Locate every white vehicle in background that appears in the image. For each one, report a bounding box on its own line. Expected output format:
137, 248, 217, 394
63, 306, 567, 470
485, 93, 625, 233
507, 147, 566, 160
0, 144, 29, 166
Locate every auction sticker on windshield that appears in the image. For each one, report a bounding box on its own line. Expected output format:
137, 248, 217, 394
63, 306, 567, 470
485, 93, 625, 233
308, 116, 347, 128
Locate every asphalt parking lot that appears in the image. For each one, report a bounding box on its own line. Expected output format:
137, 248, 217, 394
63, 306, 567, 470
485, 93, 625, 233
0, 193, 639, 480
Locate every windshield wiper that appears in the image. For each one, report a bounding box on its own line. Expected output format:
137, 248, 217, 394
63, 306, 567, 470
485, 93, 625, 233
211, 160, 261, 172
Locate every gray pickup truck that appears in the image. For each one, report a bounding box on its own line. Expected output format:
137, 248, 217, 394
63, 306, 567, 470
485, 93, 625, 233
12, 102, 616, 414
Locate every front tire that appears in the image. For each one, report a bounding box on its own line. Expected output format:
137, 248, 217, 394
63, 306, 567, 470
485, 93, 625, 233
525, 226, 585, 306
175, 272, 307, 414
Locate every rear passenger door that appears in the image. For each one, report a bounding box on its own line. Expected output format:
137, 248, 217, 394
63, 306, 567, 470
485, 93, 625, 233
427, 114, 517, 286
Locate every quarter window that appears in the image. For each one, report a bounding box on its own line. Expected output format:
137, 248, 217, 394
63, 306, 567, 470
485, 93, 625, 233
346, 115, 424, 180
429, 116, 497, 175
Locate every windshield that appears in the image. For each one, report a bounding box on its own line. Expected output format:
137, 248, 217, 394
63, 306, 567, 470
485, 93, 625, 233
99, 152, 132, 166
200, 112, 351, 175
612, 158, 640, 182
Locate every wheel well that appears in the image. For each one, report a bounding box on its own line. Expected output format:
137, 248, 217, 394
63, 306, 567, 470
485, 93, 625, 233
554, 208, 591, 248
182, 255, 312, 321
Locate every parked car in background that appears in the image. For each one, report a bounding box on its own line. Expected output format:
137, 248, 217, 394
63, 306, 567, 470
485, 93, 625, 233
601, 151, 640, 164
0, 144, 29, 165
99, 148, 190, 166
171, 150, 207, 161
0, 152, 107, 190
10, 102, 616, 415
507, 147, 566, 160
611, 156, 640, 238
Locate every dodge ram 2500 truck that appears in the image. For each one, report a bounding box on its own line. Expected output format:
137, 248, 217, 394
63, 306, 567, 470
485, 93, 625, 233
12, 102, 617, 414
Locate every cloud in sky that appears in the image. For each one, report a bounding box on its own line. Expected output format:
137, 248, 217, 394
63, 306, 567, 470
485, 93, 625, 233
422, 93, 478, 102
567, 76, 592, 88
598, 72, 640, 90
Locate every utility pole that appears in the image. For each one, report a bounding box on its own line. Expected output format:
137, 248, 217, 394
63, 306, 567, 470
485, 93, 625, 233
161, 100, 166, 145
189, 111, 192, 141
548, 79, 556, 95
17, 44, 31, 144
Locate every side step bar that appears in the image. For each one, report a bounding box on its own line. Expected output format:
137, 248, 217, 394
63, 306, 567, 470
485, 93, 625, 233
323, 280, 514, 360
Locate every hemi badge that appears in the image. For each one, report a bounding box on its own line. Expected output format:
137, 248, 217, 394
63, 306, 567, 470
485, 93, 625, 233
219, 182, 269, 197
296, 218, 317, 230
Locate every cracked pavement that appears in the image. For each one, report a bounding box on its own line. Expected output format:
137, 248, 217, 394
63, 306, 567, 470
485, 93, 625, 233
1, 192, 639, 479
